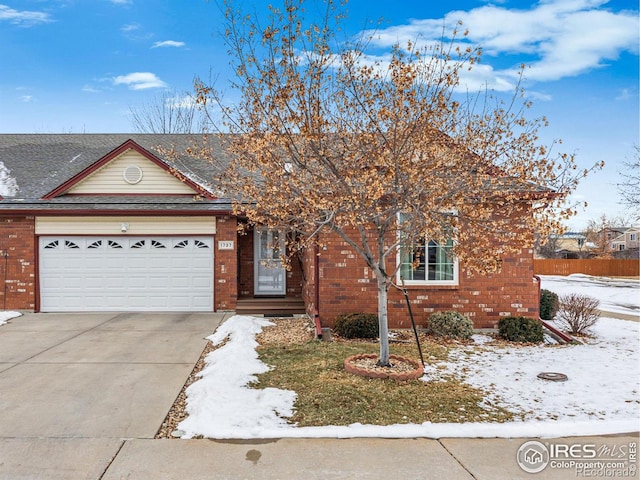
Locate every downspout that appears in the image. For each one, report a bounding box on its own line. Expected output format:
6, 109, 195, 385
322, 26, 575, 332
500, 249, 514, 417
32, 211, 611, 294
533, 274, 576, 344
2, 251, 7, 310
313, 242, 323, 338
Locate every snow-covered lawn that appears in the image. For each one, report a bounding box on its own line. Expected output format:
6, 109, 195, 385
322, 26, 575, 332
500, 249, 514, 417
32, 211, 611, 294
540, 274, 639, 317
179, 275, 639, 439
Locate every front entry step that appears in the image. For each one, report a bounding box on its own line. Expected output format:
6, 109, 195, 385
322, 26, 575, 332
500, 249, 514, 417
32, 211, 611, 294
236, 297, 306, 316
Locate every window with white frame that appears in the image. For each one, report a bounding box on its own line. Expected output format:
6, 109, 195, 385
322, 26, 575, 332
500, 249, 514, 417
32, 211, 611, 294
399, 237, 458, 284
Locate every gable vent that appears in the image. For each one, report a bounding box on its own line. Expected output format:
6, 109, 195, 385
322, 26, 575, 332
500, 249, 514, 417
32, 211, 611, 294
123, 165, 143, 185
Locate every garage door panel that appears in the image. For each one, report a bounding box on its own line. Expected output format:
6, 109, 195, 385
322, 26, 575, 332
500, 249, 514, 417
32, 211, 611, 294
102, 278, 121, 289
169, 296, 192, 308
190, 265, 212, 273
148, 276, 170, 289
62, 276, 85, 289
170, 277, 189, 288
192, 276, 213, 288
127, 257, 149, 269
84, 276, 105, 288
126, 276, 147, 288
84, 258, 106, 269
191, 296, 213, 308
39, 236, 214, 312
84, 295, 106, 306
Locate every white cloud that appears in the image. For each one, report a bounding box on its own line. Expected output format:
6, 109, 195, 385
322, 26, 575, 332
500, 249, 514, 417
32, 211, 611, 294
19, 95, 33, 102
113, 72, 167, 90
120, 23, 140, 33
318, 49, 518, 94
152, 40, 185, 48
166, 93, 197, 108
615, 88, 634, 101
110, 0, 132, 4
0, 4, 51, 26
82, 85, 101, 93
363, 0, 638, 85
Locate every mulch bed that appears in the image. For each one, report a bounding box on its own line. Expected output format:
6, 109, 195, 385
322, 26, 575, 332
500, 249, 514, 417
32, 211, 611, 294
344, 353, 424, 381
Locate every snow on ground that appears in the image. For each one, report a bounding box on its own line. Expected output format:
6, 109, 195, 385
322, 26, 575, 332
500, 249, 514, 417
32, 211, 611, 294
0, 311, 20, 326
178, 316, 297, 439
427, 317, 639, 426
539, 274, 639, 317
180, 276, 639, 440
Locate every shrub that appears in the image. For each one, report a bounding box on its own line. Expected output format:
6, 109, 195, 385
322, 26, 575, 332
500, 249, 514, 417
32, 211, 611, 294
555, 293, 600, 334
428, 311, 474, 340
540, 289, 559, 320
498, 316, 544, 343
334, 313, 379, 339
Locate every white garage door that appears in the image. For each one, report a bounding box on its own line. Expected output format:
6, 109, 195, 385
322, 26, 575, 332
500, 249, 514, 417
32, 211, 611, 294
39, 236, 214, 311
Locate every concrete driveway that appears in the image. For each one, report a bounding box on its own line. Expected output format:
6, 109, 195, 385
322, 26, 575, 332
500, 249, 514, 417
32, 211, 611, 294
0, 312, 228, 478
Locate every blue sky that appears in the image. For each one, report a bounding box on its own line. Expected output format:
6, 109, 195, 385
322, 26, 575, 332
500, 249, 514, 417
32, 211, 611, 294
0, 0, 638, 228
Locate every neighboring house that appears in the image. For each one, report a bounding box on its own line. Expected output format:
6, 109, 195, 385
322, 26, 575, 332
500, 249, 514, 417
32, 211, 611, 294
0, 134, 539, 329
598, 226, 628, 254
611, 227, 640, 256
548, 232, 595, 259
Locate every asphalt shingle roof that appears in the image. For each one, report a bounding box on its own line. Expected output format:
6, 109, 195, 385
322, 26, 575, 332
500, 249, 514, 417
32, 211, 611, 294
0, 134, 233, 213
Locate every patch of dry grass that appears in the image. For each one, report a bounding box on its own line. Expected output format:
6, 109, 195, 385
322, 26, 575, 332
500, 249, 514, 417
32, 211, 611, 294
255, 337, 515, 426
157, 317, 516, 438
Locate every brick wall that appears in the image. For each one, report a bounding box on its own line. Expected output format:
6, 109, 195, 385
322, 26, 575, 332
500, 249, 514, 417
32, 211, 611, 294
307, 221, 538, 330
214, 216, 238, 311
286, 250, 304, 297
0, 216, 36, 310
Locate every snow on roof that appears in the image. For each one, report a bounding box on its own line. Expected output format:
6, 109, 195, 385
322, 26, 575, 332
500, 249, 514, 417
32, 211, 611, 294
0, 161, 18, 197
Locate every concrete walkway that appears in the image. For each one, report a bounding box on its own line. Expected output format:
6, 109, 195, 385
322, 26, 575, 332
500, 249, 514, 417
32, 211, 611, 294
599, 309, 640, 322
0, 313, 637, 479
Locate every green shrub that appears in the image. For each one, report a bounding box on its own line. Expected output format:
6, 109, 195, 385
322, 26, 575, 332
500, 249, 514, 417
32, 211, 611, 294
498, 316, 544, 343
540, 289, 559, 320
334, 313, 379, 339
428, 311, 474, 340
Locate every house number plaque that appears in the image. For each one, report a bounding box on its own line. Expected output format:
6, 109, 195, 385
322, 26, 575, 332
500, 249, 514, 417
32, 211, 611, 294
218, 240, 235, 250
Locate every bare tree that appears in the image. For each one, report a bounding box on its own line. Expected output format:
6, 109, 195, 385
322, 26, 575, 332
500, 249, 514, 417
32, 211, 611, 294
535, 232, 561, 259
618, 145, 640, 221
195, 0, 601, 366
130, 89, 208, 133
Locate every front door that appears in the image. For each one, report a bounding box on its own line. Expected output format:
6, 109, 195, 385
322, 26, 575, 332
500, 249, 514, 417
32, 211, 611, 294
254, 228, 286, 296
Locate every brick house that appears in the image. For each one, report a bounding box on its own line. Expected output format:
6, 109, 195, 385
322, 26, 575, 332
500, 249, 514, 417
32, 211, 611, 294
0, 134, 539, 330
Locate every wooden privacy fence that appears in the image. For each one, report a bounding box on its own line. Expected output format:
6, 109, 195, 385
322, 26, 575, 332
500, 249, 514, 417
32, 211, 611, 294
534, 259, 639, 277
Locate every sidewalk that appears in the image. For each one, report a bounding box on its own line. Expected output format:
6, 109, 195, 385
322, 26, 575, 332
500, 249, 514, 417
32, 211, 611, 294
2, 434, 638, 479
599, 309, 640, 322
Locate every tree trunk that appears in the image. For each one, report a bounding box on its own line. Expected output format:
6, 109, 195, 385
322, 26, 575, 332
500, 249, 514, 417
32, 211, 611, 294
376, 275, 390, 367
